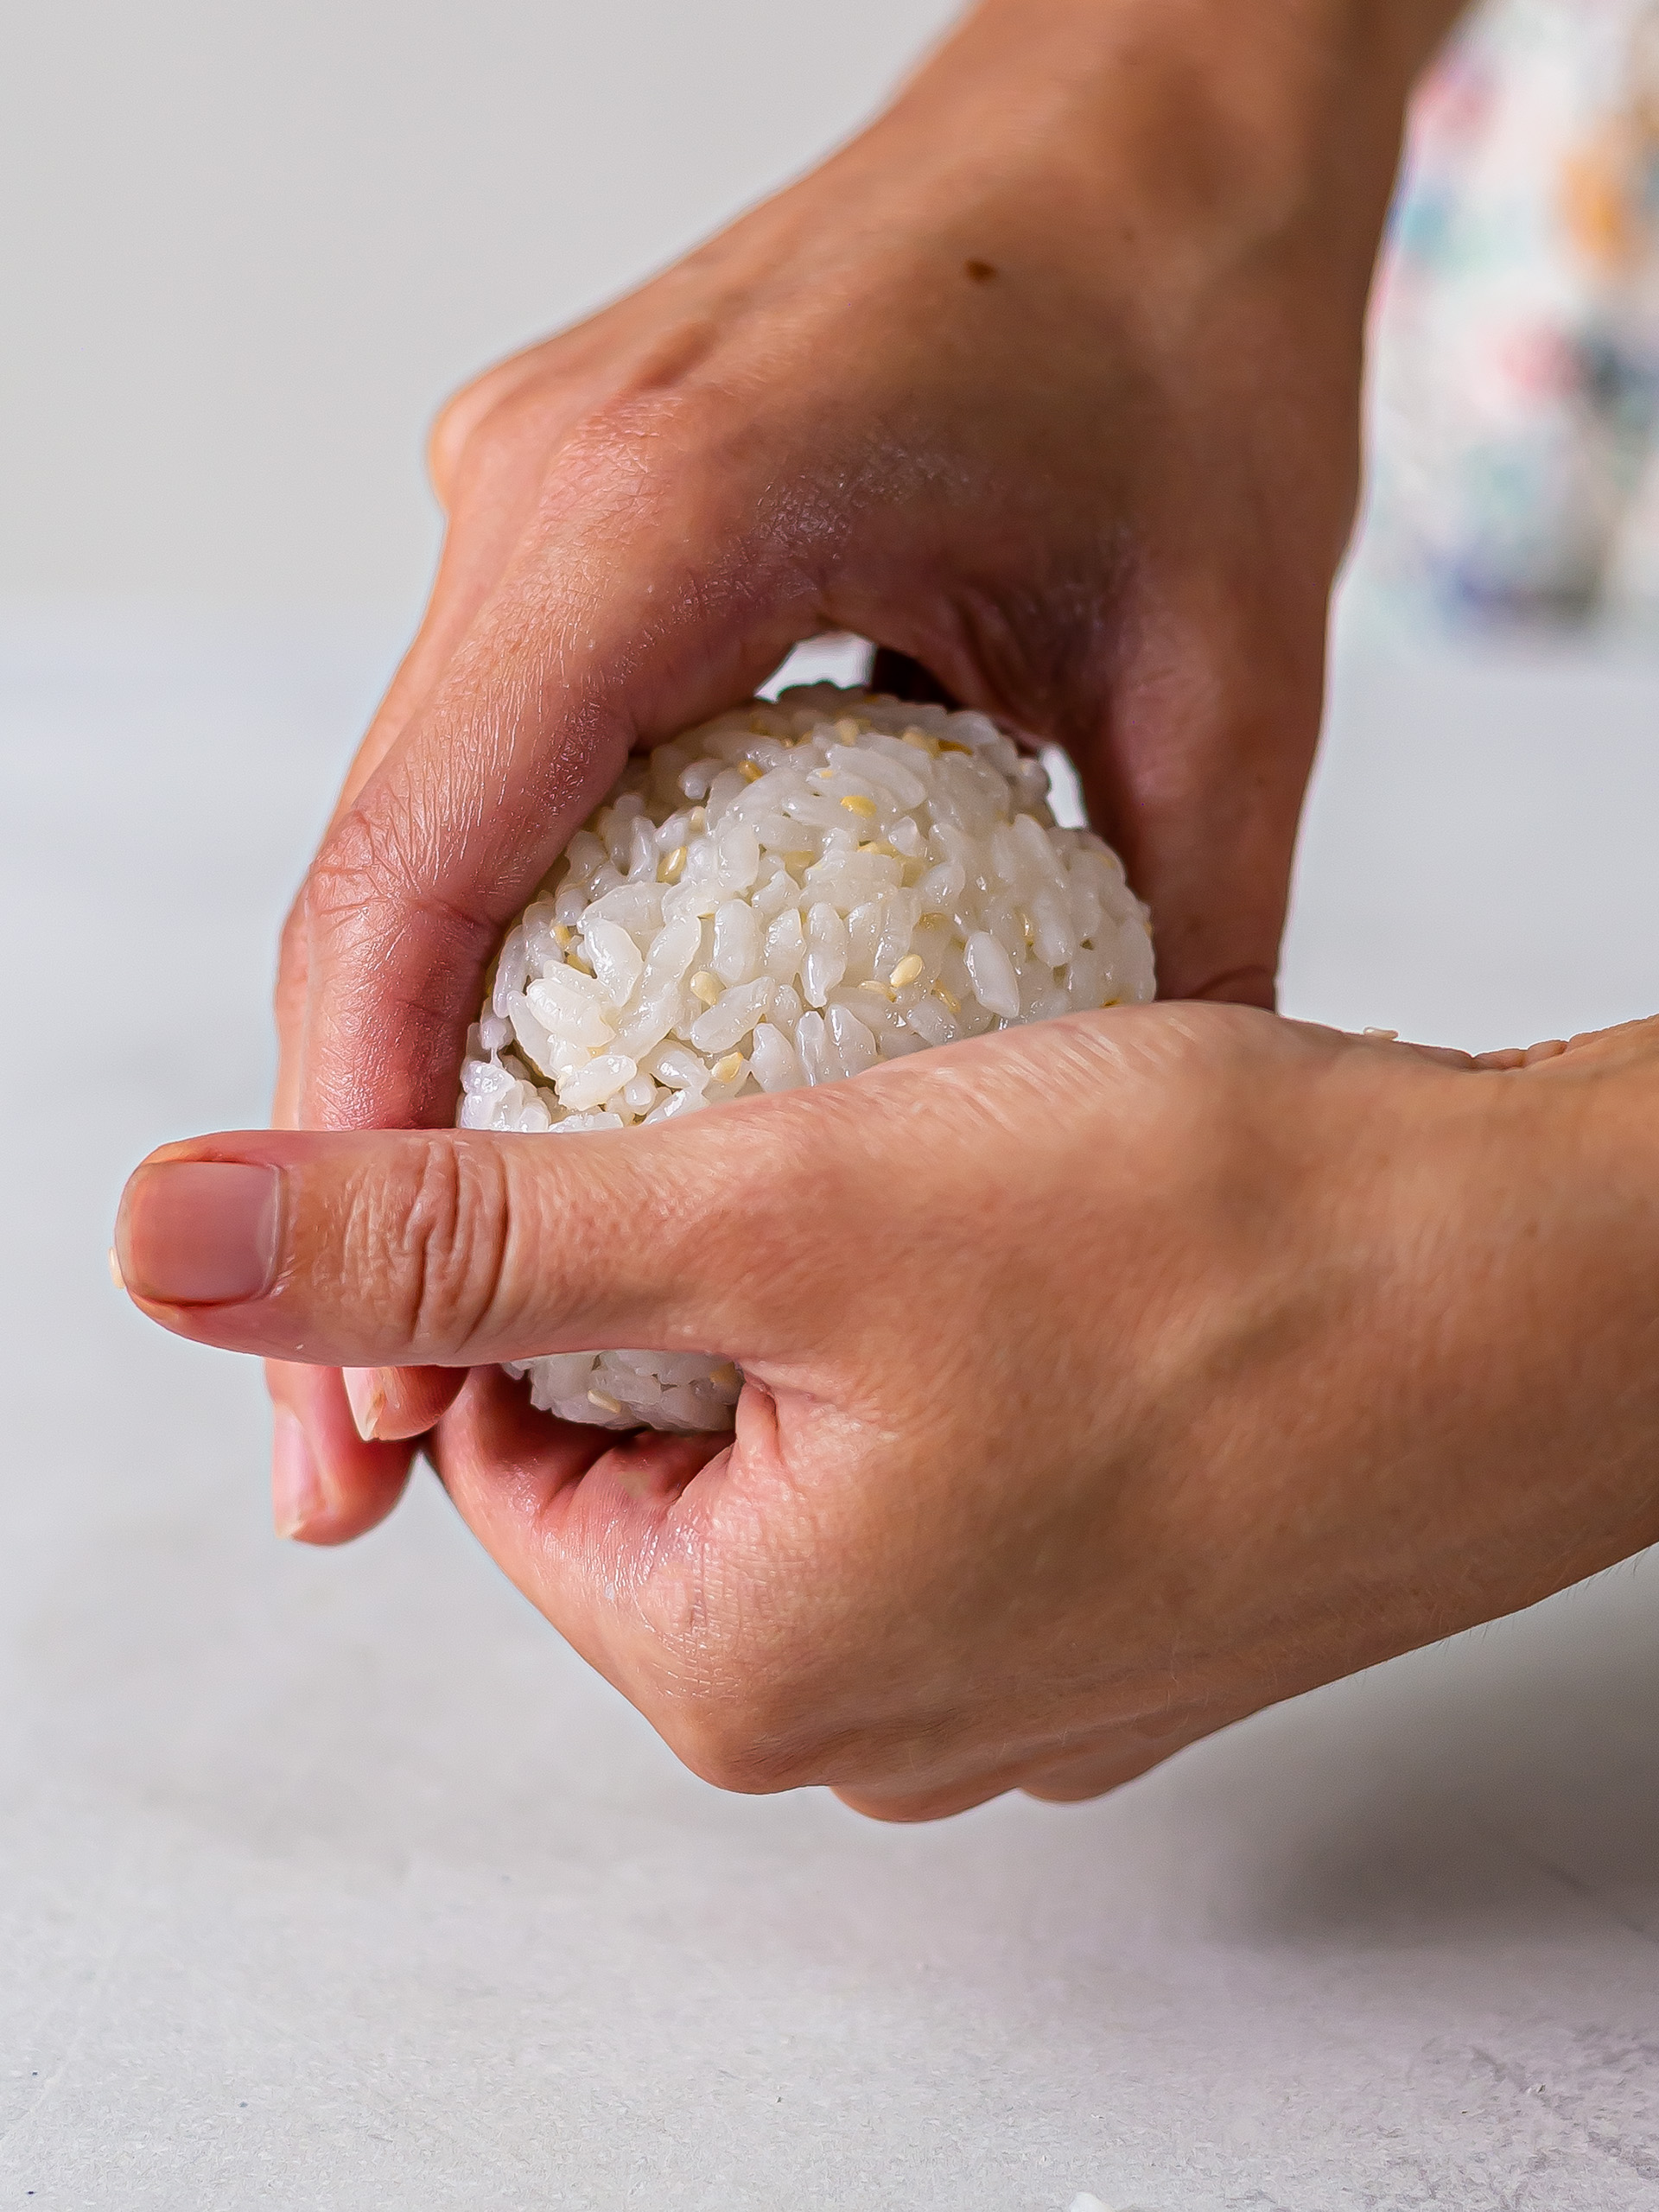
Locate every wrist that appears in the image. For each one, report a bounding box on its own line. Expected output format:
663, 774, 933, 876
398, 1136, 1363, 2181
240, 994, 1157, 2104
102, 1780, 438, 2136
952, 0, 1461, 125
1392, 1033, 1659, 1604
887, 0, 1452, 279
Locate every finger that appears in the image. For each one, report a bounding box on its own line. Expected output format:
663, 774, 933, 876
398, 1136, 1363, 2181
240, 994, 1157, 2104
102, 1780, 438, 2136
1060, 499, 1334, 1008
264, 1358, 415, 1544
292, 400, 820, 1133
325, 361, 623, 861
367, 288, 795, 829
1471, 1039, 1569, 1071
433, 1363, 732, 1563
112, 1109, 833, 1373
830, 1745, 1140, 1824
268, 385, 617, 1522
325, 392, 596, 830
279, 309, 731, 1120
833, 1771, 1026, 1823
341, 1363, 465, 1444
423, 1364, 735, 1714
272, 353, 624, 1138
1017, 1719, 1216, 1802
270, 411, 566, 1127
833, 1707, 1217, 1821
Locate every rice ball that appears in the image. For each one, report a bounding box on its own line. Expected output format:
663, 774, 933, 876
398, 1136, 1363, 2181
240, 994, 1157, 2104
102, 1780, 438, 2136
457, 685, 1155, 1432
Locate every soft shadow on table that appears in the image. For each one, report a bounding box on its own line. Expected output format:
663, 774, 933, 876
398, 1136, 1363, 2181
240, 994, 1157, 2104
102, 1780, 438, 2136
22, 1310, 1659, 2017
1173, 1554, 1659, 1954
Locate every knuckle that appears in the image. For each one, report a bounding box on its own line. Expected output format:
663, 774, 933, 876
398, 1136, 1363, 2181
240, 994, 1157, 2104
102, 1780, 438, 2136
299, 809, 385, 961
353, 1138, 512, 1359
303, 797, 493, 976
551, 383, 759, 525
297, 817, 401, 1012
429, 344, 589, 507
658, 1645, 829, 1799
662, 1693, 822, 1798
303, 799, 407, 936
428, 361, 532, 499
296, 796, 496, 1128
636, 1554, 827, 1797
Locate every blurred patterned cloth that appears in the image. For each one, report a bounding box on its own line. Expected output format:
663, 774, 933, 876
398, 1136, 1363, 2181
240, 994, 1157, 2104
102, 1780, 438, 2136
1366, 0, 1659, 621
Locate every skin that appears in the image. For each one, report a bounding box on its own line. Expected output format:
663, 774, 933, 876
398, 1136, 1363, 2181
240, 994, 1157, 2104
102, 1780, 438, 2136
118, 1014, 1659, 1820
264, 0, 1467, 1531
131, 0, 1659, 1827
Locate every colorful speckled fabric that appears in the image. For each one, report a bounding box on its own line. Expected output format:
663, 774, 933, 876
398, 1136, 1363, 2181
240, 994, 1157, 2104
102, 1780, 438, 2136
1367, 0, 1659, 620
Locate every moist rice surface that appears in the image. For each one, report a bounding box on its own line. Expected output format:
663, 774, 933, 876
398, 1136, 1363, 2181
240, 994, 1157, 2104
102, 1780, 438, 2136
457, 685, 1155, 1431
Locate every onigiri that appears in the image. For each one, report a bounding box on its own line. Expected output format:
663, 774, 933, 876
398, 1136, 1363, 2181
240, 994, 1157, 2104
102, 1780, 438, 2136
457, 685, 1155, 1431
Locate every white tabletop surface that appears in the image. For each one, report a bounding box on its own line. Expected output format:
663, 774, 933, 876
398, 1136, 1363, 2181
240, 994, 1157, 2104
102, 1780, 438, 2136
3, 602, 1659, 2211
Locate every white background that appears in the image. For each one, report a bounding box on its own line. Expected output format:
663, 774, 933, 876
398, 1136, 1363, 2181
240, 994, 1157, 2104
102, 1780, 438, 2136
3, 0, 958, 608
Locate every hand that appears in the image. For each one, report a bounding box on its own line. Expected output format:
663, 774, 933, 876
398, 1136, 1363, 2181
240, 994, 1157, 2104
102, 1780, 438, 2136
117, 1008, 1659, 1819
267, 0, 1464, 1533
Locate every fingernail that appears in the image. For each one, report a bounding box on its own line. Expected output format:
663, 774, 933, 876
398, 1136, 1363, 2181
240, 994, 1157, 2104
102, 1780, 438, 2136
272, 1407, 327, 1538
116, 1161, 280, 1305
342, 1366, 385, 1442
108, 1245, 125, 1291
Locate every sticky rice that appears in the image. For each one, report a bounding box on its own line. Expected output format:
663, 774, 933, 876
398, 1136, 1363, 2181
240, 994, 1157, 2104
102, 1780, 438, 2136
457, 686, 1155, 1430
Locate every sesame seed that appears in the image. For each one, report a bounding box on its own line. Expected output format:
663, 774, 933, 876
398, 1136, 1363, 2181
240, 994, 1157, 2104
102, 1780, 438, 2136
835, 718, 861, 744
690, 971, 721, 1006
889, 953, 925, 988
710, 1052, 743, 1084
858, 839, 896, 857
934, 984, 960, 1014
553, 924, 573, 947
841, 794, 878, 818
689, 806, 708, 830
937, 737, 973, 754
587, 1390, 623, 1415
859, 979, 893, 999
658, 846, 686, 883
740, 760, 765, 783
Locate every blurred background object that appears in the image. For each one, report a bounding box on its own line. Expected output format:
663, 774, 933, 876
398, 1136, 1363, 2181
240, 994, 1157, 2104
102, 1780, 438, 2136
1363, 0, 1659, 625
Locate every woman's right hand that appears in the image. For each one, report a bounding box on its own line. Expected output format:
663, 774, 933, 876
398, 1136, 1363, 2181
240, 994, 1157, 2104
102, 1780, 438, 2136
121, 1013, 1659, 1818
265, 0, 1465, 1538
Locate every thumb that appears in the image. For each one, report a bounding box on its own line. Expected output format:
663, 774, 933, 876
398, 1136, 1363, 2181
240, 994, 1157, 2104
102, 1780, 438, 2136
113, 1109, 829, 1375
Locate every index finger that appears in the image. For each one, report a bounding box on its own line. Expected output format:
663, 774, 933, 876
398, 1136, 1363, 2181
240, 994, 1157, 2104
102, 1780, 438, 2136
292, 399, 820, 1135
